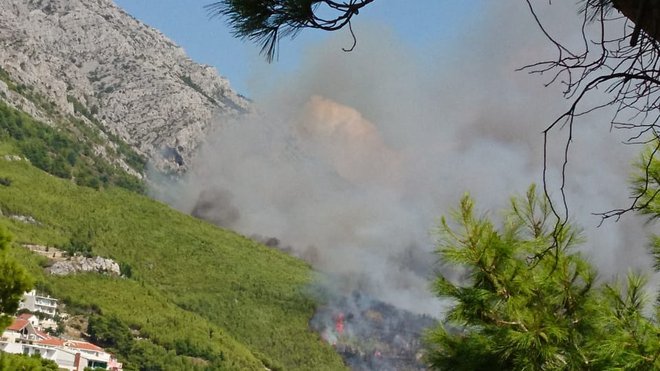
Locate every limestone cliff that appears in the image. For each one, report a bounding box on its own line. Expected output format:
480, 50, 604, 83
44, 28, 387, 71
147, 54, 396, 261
0, 0, 249, 173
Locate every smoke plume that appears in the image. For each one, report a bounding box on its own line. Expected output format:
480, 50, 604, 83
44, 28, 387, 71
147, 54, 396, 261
155, 2, 657, 319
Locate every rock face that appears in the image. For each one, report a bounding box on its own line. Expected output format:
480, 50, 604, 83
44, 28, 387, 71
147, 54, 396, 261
48, 255, 121, 276
0, 0, 249, 172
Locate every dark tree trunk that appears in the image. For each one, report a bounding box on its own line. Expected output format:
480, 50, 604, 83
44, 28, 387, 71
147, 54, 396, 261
613, 0, 660, 43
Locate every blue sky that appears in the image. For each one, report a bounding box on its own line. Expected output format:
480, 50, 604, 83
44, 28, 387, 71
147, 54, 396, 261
113, 0, 482, 96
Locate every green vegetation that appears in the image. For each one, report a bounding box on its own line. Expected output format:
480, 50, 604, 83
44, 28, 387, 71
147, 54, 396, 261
0, 227, 32, 330
211, 3, 660, 369
0, 68, 145, 192
0, 156, 345, 370
0, 353, 58, 370
87, 311, 231, 370
0, 69, 337, 370
114, 139, 146, 173
0, 69, 58, 118
66, 94, 146, 173
61, 227, 94, 257
179, 75, 218, 106
425, 185, 660, 370
67, 95, 94, 120
0, 100, 144, 193
0, 67, 17, 92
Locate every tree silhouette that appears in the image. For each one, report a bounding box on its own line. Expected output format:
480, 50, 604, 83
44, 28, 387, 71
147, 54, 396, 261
522, 1, 660, 219
206, 0, 374, 62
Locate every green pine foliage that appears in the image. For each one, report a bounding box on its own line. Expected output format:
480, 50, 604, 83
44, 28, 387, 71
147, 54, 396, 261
0, 353, 59, 371
633, 144, 660, 272
0, 227, 33, 330
426, 185, 660, 370
591, 273, 660, 369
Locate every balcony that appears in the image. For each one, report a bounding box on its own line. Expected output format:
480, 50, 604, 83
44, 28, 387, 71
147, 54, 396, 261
35, 300, 57, 307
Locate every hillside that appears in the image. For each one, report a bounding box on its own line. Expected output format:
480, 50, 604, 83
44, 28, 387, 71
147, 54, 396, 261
0, 108, 345, 369
0, 0, 249, 173
0, 155, 346, 370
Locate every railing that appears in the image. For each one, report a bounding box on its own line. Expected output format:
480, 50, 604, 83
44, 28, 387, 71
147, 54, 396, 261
35, 300, 57, 307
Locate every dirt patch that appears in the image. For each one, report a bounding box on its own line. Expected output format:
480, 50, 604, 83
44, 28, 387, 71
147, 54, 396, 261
22, 244, 66, 260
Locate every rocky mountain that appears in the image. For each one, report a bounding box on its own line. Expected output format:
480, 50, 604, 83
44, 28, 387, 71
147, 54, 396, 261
0, 0, 249, 173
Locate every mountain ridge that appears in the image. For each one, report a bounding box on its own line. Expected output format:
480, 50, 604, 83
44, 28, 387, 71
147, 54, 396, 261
0, 0, 250, 173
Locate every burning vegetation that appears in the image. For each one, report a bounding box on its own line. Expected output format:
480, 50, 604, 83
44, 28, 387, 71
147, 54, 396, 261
311, 291, 436, 370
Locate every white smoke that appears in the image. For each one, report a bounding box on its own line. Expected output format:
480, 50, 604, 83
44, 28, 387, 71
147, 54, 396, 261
155, 2, 657, 316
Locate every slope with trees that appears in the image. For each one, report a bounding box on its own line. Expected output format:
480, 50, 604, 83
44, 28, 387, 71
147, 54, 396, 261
0, 139, 346, 369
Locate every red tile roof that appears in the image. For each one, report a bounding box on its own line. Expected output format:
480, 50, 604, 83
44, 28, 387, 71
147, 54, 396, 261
17, 313, 34, 320
34, 330, 51, 340
37, 337, 104, 352
67, 340, 103, 352
6, 319, 28, 332
37, 337, 65, 347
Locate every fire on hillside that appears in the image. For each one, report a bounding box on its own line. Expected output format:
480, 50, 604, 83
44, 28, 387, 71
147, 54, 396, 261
310, 291, 437, 371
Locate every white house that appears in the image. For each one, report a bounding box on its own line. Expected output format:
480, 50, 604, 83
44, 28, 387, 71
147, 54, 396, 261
37, 337, 122, 370
1, 314, 46, 342
0, 316, 122, 371
18, 290, 58, 317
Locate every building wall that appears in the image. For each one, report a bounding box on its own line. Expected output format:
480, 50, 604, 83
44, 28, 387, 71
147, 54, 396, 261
18, 290, 58, 317
2, 342, 77, 370
1, 326, 119, 370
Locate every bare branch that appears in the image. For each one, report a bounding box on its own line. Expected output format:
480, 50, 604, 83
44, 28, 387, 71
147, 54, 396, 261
524, 0, 660, 235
